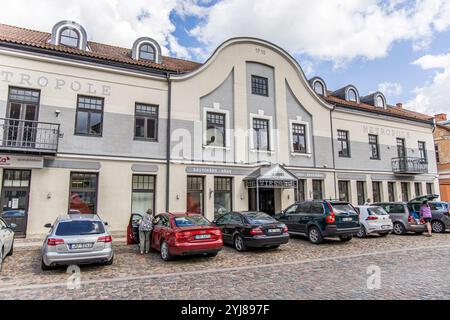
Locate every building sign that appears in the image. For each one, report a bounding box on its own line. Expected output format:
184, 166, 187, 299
186, 166, 251, 176
294, 172, 326, 179
0, 155, 44, 169
363, 125, 411, 139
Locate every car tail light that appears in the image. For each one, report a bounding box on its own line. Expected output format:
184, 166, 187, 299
210, 229, 222, 237
249, 227, 264, 235
283, 225, 289, 233
325, 203, 336, 224
98, 235, 112, 243
366, 216, 378, 221
47, 238, 64, 246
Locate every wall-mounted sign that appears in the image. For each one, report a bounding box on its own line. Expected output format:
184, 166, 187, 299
0, 155, 44, 169
294, 172, 326, 179
186, 166, 252, 176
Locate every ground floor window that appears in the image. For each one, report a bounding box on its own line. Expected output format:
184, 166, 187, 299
372, 181, 382, 203
214, 177, 232, 219
338, 181, 349, 202
69, 172, 98, 214
131, 175, 155, 215
426, 183, 433, 195
414, 182, 422, 197
296, 179, 306, 202
312, 180, 323, 200
357, 181, 365, 205
187, 176, 204, 215
401, 182, 409, 202
388, 182, 396, 202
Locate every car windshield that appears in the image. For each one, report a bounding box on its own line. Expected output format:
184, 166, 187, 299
55, 221, 105, 236
331, 203, 357, 214
367, 207, 388, 216
244, 212, 276, 224
174, 216, 210, 227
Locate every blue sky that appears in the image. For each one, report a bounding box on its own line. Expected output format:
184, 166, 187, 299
0, 0, 449, 115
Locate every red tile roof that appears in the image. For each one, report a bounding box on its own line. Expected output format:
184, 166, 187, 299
0, 23, 202, 73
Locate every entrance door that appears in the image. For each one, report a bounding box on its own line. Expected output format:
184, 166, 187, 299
259, 189, 275, 215
1, 170, 31, 237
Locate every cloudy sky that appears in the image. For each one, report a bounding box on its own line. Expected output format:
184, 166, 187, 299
0, 0, 449, 115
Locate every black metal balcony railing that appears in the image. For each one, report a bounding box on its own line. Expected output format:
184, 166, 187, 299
392, 156, 428, 174
0, 118, 60, 154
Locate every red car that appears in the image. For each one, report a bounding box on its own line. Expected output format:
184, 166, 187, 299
127, 212, 223, 261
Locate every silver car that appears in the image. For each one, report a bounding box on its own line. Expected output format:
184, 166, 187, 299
41, 214, 114, 270
0, 217, 16, 272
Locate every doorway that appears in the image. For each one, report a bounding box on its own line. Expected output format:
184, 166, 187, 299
1, 169, 31, 237
249, 188, 275, 215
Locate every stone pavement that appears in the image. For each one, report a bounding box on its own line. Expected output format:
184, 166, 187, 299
1, 232, 450, 299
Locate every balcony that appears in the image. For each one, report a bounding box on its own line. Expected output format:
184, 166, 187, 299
0, 118, 60, 154
392, 157, 428, 174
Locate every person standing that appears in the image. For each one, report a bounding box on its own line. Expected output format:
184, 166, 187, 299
139, 209, 154, 254
364, 198, 372, 205
420, 200, 432, 237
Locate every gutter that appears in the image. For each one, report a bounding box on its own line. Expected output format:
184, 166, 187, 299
165, 72, 172, 212
329, 105, 338, 199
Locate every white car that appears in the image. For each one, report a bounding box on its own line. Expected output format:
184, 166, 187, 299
0, 217, 15, 272
356, 206, 393, 238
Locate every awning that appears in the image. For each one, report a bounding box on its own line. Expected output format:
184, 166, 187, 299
244, 163, 298, 189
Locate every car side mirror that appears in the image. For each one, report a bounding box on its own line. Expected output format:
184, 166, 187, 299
9, 223, 17, 230
44, 223, 52, 228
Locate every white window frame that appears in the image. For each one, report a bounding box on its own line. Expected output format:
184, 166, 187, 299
249, 110, 274, 153
202, 103, 231, 150
55, 24, 84, 50
289, 116, 312, 157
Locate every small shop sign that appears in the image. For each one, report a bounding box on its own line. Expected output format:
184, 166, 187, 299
0, 154, 44, 169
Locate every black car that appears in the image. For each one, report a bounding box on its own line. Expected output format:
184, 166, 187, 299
275, 200, 360, 244
213, 211, 289, 252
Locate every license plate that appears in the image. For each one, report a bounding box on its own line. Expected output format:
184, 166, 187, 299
268, 228, 280, 233
195, 234, 211, 240
342, 218, 352, 222
70, 243, 94, 250
381, 225, 391, 229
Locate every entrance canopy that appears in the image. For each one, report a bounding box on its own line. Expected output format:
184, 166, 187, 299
244, 164, 298, 189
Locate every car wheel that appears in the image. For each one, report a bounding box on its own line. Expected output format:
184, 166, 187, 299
308, 226, 323, 244
7, 241, 13, 257
393, 222, 406, 235
339, 235, 353, 242
432, 220, 445, 233
104, 256, 114, 266
160, 241, 173, 261
234, 235, 247, 252
41, 258, 52, 271
378, 232, 389, 237
356, 226, 367, 238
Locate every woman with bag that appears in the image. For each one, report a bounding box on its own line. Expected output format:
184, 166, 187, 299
139, 209, 154, 254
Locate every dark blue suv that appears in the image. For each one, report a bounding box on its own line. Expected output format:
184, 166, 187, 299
275, 200, 360, 244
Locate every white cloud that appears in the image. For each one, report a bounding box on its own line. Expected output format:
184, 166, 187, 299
406, 51, 450, 115
378, 82, 403, 96
189, 0, 450, 64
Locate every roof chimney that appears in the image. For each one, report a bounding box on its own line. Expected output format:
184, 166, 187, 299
434, 113, 447, 122
396, 103, 403, 109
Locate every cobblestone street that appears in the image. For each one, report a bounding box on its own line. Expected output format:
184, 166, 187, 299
1, 233, 450, 299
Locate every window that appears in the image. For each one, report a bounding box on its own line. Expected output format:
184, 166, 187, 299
296, 179, 306, 202
253, 118, 270, 151
401, 182, 409, 202
75, 96, 103, 136
131, 175, 155, 215
435, 145, 440, 163
347, 89, 357, 102
338, 181, 349, 202
376, 95, 384, 108
369, 134, 380, 160
251, 75, 268, 96
426, 183, 433, 195
357, 181, 365, 205
312, 180, 323, 201
292, 123, 307, 153
139, 44, 156, 61
314, 81, 324, 95
372, 181, 382, 203
414, 182, 422, 197
396, 138, 406, 158
214, 177, 232, 219
338, 130, 350, 157
187, 176, 204, 215
69, 172, 98, 214
135, 104, 158, 141
206, 112, 225, 147
59, 28, 80, 48
418, 141, 427, 163
388, 182, 396, 202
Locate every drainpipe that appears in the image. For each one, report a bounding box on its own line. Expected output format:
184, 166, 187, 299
329, 106, 337, 199
165, 72, 172, 212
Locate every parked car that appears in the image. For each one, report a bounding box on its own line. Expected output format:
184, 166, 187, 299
355, 206, 393, 238
41, 214, 114, 270
408, 197, 450, 233
0, 217, 16, 272
127, 212, 223, 261
275, 200, 360, 244
213, 211, 289, 252
373, 194, 438, 235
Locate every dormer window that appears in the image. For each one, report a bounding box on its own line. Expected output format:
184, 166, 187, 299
348, 89, 358, 102
376, 95, 385, 108
314, 81, 324, 95
59, 27, 80, 48
139, 44, 156, 61
309, 77, 327, 97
